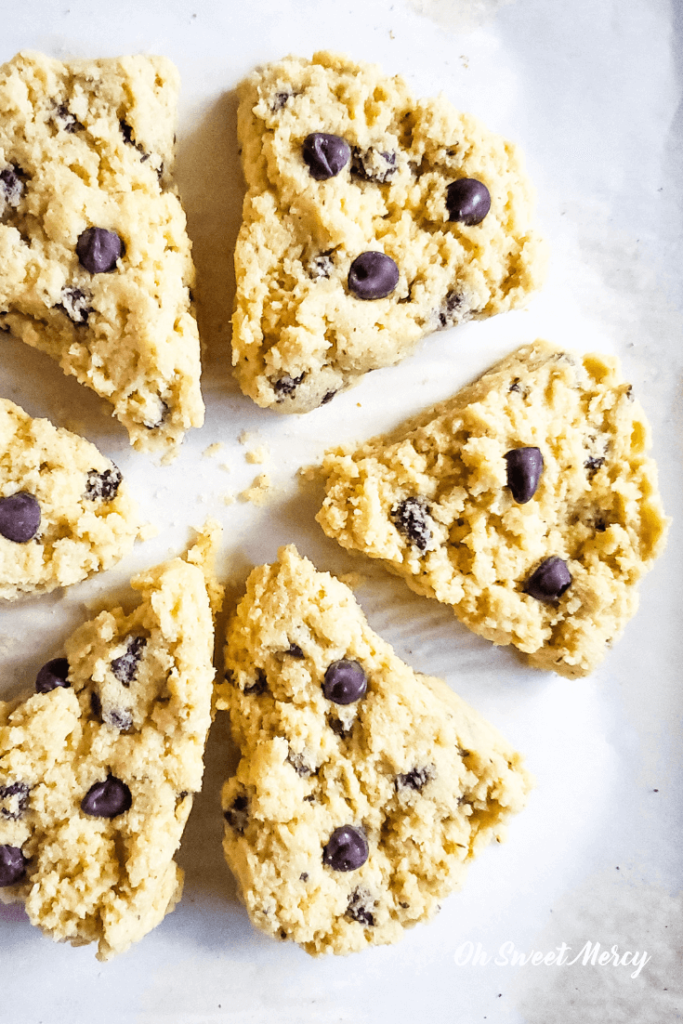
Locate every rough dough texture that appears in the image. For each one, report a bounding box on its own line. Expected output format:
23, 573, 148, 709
0, 397, 139, 601
216, 545, 531, 955
318, 341, 670, 677
0, 50, 204, 453
0, 536, 219, 959
232, 51, 545, 413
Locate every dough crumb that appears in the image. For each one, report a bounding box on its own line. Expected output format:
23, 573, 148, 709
203, 442, 224, 459
239, 474, 273, 506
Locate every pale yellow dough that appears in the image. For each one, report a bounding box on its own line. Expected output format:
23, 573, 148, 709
0, 531, 220, 959
0, 50, 204, 453
217, 545, 531, 955
232, 51, 546, 412
317, 341, 670, 677
0, 397, 139, 601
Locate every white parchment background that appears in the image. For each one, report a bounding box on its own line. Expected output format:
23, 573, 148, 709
1, 1, 681, 1022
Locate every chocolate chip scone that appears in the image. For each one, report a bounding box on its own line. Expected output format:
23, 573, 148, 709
1, 397, 140, 601
216, 545, 531, 955
317, 341, 670, 678
232, 51, 546, 413
0, 50, 203, 453
0, 537, 219, 959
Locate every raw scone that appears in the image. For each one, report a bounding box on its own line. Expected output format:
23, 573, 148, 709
216, 545, 531, 955
0, 50, 204, 453
317, 341, 670, 678
0, 397, 140, 601
0, 529, 221, 960
232, 51, 545, 413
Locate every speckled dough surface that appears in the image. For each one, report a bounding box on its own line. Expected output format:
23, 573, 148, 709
0, 544, 217, 959
232, 51, 546, 413
216, 546, 531, 955
0, 50, 204, 453
0, 398, 139, 601
318, 341, 670, 678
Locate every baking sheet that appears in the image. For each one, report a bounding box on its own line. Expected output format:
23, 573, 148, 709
1, 0, 682, 1021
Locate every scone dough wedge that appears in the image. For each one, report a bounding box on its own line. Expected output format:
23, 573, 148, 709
1, 397, 140, 601
318, 341, 670, 678
0, 50, 204, 453
0, 528, 222, 960
217, 545, 531, 955
232, 51, 545, 413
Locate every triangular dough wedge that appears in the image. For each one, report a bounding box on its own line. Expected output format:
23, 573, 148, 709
318, 341, 670, 677
232, 51, 545, 413
0, 526, 222, 959
1, 397, 140, 600
0, 51, 203, 453
216, 545, 531, 955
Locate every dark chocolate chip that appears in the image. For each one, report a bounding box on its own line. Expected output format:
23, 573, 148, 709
323, 825, 368, 872
224, 793, 248, 834
120, 120, 135, 145
102, 707, 133, 732
446, 178, 491, 225
57, 286, 93, 325
329, 717, 350, 739
286, 643, 304, 659
323, 660, 367, 705
299, 872, 309, 882
585, 455, 605, 476
505, 447, 544, 504
54, 104, 83, 133
436, 291, 468, 329
0, 492, 41, 543
392, 496, 431, 551
307, 251, 334, 280
84, 466, 122, 502
395, 766, 434, 792
320, 390, 337, 406
399, 901, 410, 909
348, 251, 399, 300
346, 886, 375, 926
35, 657, 70, 694
271, 92, 292, 112
0, 166, 24, 208
351, 147, 397, 183
244, 669, 268, 696
274, 373, 305, 398
303, 133, 351, 180
144, 399, 169, 430
509, 379, 522, 393
81, 775, 132, 818
0, 845, 27, 887
0, 782, 30, 821
525, 557, 572, 603
303, 794, 315, 803
287, 751, 315, 777
76, 227, 124, 274
111, 636, 146, 685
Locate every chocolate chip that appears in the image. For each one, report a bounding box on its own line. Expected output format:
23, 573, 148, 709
76, 227, 124, 274
287, 751, 314, 777
323, 825, 368, 872
286, 643, 304, 659
392, 496, 431, 551
435, 291, 469, 329
320, 390, 337, 406
81, 776, 131, 818
329, 717, 350, 739
307, 252, 334, 280
351, 147, 397, 183
120, 120, 135, 145
505, 447, 544, 504
35, 657, 70, 694
0, 166, 24, 208
299, 872, 309, 882
585, 455, 605, 476
303, 133, 351, 180
509, 379, 522, 393
57, 286, 93, 325
395, 766, 434, 792
0, 782, 30, 821
399, 901, 410, 909
144, 399, 169, 430
111, 636, 146, 685
224, 794, 248, 834
525, 557, 572, 603
102, 707, 133, 732
303, 794, 315, 802
0, 492, 41, 543
346, 886, 375, 926
271, 92, 292, 112
54, 104, 83, 133
446, 178, 491, 225
244, 669, 268, 696
323, 660, 367, 705
348, 251, 399, 300
84, 466, 122, 502
0, 845, 27, 886
274, 373, 305, 398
